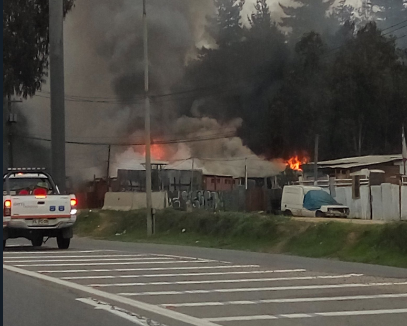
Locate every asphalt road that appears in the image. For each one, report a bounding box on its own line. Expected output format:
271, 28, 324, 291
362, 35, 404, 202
3, 237, 407, 326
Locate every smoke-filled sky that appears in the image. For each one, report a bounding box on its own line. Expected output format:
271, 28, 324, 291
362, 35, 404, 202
17, 0, 365, 182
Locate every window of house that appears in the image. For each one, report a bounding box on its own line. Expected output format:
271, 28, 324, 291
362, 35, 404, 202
211, 178, 215, 184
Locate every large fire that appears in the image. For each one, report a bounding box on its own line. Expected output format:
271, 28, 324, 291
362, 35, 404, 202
140, 143, 168, 161
286, 155, 309, 171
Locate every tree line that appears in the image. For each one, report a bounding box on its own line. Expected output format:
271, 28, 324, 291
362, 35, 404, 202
179, 0, 407, 160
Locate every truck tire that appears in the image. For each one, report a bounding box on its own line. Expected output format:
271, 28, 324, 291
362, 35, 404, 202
57, 236, 70, 249
31, 236, 44, 247
284, 210, 293, 216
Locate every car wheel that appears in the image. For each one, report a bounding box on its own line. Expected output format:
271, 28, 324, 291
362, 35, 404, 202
316, 210, 325, 217
284, 210, 293, 216
57, 236, 70, 249
31, 236, 44, 247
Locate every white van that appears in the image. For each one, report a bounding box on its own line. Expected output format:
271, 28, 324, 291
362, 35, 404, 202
281, 185, 350, 218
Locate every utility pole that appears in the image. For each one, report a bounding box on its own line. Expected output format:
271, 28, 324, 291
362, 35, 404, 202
106, 144, 111, 190
143, 0, 154, 236
191, 157, 195, 191
314, 134, 319, 186
244, 158, 248, 190
6, 95, 22, 168
49, 0, 66, 193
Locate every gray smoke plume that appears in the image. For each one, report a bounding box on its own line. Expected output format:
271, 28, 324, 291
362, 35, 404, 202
16, 0, 294, 185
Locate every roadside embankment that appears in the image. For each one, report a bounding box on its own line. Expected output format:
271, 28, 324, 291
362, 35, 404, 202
74, 209, 407, 268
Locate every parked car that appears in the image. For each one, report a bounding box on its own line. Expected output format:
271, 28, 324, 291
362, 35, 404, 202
281, 185, 350, 218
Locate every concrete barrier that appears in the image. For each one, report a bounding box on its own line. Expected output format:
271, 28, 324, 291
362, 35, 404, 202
103, 192, 167, 211
103, 192, 134, 211
131, 192, 167, 210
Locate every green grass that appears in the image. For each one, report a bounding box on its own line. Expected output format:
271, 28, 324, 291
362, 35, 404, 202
74, 209, 407, 268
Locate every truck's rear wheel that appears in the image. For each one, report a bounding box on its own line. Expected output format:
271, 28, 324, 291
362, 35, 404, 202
31, 236, 43, 247
57, 236, 70, 249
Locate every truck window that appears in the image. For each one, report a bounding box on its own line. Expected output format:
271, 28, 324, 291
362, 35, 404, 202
3, 177, 54, 195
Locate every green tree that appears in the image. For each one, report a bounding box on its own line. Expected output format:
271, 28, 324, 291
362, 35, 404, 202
206, 0, 245, 47
3, 0, 75, 99
328, 22, 404, 156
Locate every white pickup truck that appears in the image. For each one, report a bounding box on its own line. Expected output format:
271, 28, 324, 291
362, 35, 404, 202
3, 168, 77, 250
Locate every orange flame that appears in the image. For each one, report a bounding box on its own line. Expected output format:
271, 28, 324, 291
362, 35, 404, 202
286, 155, 309, 171
142, 144, 167, 161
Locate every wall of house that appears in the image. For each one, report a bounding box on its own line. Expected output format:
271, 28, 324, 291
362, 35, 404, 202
330, 185, 370, 219
402, 186, 407, 221
203, 175, 234, 191
329, 184, 406, 221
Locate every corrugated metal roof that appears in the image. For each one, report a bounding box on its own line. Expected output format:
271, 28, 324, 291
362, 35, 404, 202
308, 155, 402, 169
165, 158, 282, 178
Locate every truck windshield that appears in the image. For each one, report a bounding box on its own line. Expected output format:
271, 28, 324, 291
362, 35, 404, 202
3, 177, 54, 195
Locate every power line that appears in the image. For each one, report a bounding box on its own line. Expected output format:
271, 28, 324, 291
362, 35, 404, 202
28, 19, 407, 106
14, 132, 237, 146
17, 128, 237, 141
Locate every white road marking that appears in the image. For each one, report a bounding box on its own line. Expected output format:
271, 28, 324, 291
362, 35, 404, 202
89, 274, 363, 287
3, 254, 149, 260
205, 309, 407, 322
3, 264, 220, 326
316, 309, 407, 317
13, 259, 213, 267
162, 293, 407, 307
119, 281, 407, 296
76, 297, 159, 326
5, 257, 174, 263
3, 250, 116, 254
38, 265, 261, 274
150, 254, 219, 263
61, 269, 307, 280
280, 313, 312, 318
207, 315, 278, 321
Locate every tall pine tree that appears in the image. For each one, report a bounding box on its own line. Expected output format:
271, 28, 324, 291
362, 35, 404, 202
206, 0, 245, 47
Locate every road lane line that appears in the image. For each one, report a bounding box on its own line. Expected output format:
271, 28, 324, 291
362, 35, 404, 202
89, 274, 363, 287
119, 281, 407, 296
5, 257, 174, 263
3, 264, 220, 326
13, 259, 214, 267
149, 254, 219, 263
76, 298, 161, 326
3, 254, 149, 259
316, 308, 407, 317
207, 315, 278, 321
162, 293, 407, 307
61, 269, 307, 280
38, 265, 261, 273
3, 250, 116, 254
205, 309, 407, 322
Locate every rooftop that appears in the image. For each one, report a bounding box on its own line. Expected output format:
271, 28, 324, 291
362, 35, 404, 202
306, 155, 402, 169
